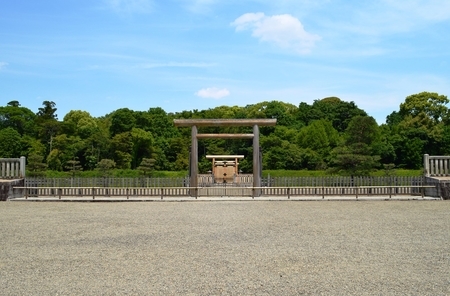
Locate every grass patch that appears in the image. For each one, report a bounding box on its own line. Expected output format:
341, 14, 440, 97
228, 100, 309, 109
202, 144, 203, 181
263, 169, 422, 177
263, 170, 330, 177
38, 170, 188, 178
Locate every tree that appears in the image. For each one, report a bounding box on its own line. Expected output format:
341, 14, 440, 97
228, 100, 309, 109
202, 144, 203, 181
65, 157, 83, 177
62, 110, 98, 139
96, 159, 116, 176
385, 92, 450, 168
7, 100, 20, 107
46, 149, 62, 171
137, 158, 156, 176
297, 97, 367, 132
0, 127, 22, 158
345, 116, 380, 146
329, 144, 380, 176
131, 128, 154, 169
109, 108, 136, 136
37, 101, 58, 120
0, 103, 36, 135
329, 116, 381, 175
399, 92, 449, 124
84, 117, 111, 168
297, 120, 339, 152
51, 134, 86, 170
111, 132, 133, 169
27, 153, 47, 177
35, 101, 59, 154
165, 137, 189, 171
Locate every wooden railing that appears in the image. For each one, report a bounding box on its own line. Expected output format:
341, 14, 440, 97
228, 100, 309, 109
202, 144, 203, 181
258, 186, 435, 199
0, 157, 26, 179
16, 186, 191, 200
424, 154, 450, 177
12, 184, 437, 200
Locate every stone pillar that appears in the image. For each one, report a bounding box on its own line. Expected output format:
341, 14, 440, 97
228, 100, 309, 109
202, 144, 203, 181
20, 156, 26, 178
253, 125, 261, 196
424, 154, 430, 177
191, 126, 198, 197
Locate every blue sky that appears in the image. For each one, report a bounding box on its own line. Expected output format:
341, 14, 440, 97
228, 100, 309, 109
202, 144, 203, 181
1, 0, 449, 123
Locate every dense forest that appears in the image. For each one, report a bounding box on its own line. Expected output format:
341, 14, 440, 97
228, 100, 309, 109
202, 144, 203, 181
0, 91, 449, 176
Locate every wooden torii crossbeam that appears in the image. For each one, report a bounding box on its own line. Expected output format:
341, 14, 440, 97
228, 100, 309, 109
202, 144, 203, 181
173, 119, 277, 197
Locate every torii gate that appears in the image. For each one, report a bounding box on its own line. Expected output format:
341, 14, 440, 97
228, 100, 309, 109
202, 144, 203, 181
173, 119, 277, 197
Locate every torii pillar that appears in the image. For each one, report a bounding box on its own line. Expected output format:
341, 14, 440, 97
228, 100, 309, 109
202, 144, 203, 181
173, 119, 277, 197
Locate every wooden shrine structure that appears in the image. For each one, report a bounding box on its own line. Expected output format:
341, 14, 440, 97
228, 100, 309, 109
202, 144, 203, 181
173, 119, 277, 196
206, 155, 244, 183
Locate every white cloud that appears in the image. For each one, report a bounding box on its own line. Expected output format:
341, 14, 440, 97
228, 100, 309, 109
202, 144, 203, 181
104, 0, 154, 14
0, 62, 7, 70
231, 13, 321, 54
196, 87, 230, 99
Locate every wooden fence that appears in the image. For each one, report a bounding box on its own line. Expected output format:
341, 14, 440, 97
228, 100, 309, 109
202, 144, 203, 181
264, 176, 425, 187
25, 176, 424, 188
17, 175, 436, 199
25, 177, 188, 188
14, 184, 435, 200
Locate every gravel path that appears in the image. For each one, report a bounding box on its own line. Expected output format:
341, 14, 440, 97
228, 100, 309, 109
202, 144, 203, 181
1, 201, 449, 295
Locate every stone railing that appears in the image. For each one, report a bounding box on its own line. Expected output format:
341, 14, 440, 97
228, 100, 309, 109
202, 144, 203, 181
0, 179, 25, 201
423, 154, 450, 177
0, 157, 26, 179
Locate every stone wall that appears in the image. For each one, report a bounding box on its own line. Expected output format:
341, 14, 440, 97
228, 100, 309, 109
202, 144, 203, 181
439, 182, 450, 200
0, 179, 25, 201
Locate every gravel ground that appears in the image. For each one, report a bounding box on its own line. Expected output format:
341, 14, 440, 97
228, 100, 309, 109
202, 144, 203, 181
1, 201, 449, 295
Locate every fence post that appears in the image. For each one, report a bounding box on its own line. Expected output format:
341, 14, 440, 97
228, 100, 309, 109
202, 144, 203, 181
58, 188, 61, 200
355, 187, 358, 199
20, 156, 26, 178
287, 187, 290, 199
423, 154, 430, 177
161, 188, 164, 200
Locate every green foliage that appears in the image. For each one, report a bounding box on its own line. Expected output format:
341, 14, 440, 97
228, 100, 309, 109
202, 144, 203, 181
111, 132, 133, 169
137, 158, 156, 176
399, 92, 449, 124
131, 128, 154, 169
27, 153, 47, 177
0, 102, 36, 135
96, 159, 116, 176
65, 158, 83, 177
297, 97, 367, 132
1, 91, 449, 175
329, 145, 381, 176
263, 169, 421, 177
37, 101, 58, 120
0, 127, 22, 158
109, 108, 136, 135
328, 116, 382, 175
